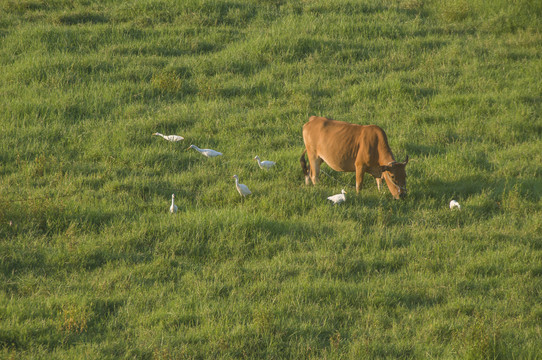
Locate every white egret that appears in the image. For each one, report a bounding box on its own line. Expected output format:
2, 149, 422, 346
170, 194, 178, 213
232, 175, 251, 197
254, 155, 276, 170
153, 132, 184, 142
327, 189, 347, 205
187, 145, 223, 158
449, 200, 461, 210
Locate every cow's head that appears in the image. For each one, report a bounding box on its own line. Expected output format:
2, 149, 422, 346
380, 155, 409, 199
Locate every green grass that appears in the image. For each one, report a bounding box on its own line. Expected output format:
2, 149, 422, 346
1, 0, 541, 358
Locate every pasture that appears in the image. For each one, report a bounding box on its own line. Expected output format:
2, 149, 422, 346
1, 0, 541, 358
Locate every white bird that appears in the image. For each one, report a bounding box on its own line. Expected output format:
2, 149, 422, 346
327, 189, 347, 205
254, 155, 276, 170
170, 194, 178, 213
187, 145, 223, 158
449, 200, 461, 210
232, 175, 251, 197
153, 132, 184, 142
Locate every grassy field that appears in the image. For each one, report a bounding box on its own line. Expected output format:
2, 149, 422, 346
1, 0, 541, 358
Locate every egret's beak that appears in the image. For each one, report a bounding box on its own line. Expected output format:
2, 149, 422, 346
185, 147, 190, 151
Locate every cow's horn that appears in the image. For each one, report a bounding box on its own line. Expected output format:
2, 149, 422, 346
403, 155, 409, 165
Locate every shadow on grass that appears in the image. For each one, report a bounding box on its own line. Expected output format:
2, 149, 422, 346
159, 215, 334, 262
416, 176, 541, 203
55, 11, 109, 25
0, 198, 140, 278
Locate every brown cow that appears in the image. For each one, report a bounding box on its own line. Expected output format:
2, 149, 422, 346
301, 116, 409, 199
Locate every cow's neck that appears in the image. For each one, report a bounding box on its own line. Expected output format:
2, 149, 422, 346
374, 130, 395, 166
379, 148, 395, 166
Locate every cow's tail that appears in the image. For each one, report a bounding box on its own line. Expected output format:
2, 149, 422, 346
300, 149, 311, 185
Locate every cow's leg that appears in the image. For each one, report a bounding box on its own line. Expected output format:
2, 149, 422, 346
355, 164, 366, 193
300, 150, 311, 185
310, 158, 323, 185
376, 177, 382, 191
308, 152, 322, 185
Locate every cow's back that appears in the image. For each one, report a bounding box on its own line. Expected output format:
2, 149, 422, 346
303, 116, 362, 145
302, 116, 393, 172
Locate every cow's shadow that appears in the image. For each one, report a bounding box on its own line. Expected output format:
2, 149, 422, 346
411, 176, 540, 202
314, 165, 540, 230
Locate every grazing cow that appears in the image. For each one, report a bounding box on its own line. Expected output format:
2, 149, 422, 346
301, 116, 409, 199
